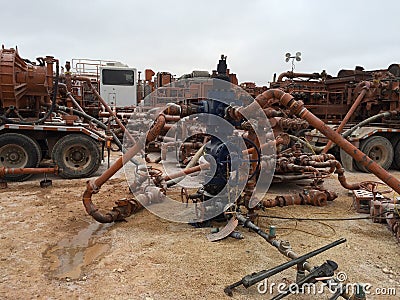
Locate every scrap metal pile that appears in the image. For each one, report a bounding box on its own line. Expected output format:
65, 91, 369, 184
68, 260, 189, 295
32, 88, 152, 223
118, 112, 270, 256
264, 65, 400, 172
2, 47, 400, 298
80, 58, 400, 299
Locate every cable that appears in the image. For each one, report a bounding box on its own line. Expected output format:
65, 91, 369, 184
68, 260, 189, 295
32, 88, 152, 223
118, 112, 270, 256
257, 213, 396, 221
258, 210, 298, 237
277, 226, 336, 239
289, 134, 321, 153
259, 211, 336, 238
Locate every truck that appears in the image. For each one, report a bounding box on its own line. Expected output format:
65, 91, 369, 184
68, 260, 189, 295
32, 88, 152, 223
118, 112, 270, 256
70, 58, 138, 108
0, 46, 112, 181
0, 46, 220, 181
0, 46, 154, 181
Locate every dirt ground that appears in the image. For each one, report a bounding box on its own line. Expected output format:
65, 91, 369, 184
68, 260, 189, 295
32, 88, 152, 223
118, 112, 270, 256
0, 153, 399, 300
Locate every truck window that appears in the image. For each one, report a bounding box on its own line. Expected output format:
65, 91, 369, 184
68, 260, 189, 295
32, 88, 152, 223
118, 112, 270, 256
102, 69, 134, 86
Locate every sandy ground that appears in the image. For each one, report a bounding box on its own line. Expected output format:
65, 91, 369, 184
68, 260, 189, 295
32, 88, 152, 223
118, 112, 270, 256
0, 153, 399, 300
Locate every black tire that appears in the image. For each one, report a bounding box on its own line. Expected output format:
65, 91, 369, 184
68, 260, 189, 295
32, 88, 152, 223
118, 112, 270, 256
0, 133, 42, 181
52, 134, 101, 179
393, 139, 400, 170
355, 136, 393, 172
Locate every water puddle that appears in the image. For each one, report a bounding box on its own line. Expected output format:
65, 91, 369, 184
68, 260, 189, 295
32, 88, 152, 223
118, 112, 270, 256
44, 222, 112, 280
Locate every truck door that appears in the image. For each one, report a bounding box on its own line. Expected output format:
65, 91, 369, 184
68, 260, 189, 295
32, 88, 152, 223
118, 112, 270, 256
100, 67, 137, 107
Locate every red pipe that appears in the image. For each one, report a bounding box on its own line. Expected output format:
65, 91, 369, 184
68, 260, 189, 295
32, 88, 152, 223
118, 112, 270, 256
82, 115, 166, 223
229, 89, 400, 194
0, 166, 59, 177
322, 81, 370, 153
277, 71, 321, 82
162, 163, 210, 181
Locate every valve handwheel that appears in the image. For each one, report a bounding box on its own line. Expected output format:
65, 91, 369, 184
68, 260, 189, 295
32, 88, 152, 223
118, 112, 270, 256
359, 180, 392, 194
180, 187, 204, 219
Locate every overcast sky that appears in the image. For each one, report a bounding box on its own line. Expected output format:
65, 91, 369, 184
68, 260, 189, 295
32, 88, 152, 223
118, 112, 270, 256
2, 0, 400, 85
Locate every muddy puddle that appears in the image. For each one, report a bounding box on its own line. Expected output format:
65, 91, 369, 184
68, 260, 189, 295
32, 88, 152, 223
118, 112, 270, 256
44, 222, 112, 280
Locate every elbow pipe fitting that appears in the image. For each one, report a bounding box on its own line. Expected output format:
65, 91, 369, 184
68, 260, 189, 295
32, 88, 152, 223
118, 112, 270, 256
82, 115, 166, 223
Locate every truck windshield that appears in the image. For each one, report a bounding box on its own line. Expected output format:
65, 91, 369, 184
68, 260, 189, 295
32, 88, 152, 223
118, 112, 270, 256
102, 69, 134, 86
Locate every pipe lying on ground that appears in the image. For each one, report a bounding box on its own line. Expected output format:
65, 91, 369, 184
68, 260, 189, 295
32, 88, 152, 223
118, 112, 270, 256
261, 189, 337, 208
0, 166, 59, 178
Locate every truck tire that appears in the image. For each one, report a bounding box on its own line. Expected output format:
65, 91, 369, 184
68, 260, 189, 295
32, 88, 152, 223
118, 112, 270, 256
393, 140, 400, 170
0, 133, 42, 181
52, 134, 101, 179
356, 136, 393, 172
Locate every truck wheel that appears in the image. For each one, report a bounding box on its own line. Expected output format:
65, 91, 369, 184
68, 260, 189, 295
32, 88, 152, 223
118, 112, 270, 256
356, 136, 393, 172
52, 134, 101, 179
393, 140, 400, 170
0, 133, 42, 181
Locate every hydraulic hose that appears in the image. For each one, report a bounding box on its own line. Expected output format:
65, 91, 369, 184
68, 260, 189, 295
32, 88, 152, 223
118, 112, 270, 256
72, 76, 136, 143
342, 110, 399, 139
292, 110, 399, 154
55, 105, 124, 152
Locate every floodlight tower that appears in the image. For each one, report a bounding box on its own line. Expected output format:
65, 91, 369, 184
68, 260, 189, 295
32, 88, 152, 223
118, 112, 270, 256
285, 52, 302, 72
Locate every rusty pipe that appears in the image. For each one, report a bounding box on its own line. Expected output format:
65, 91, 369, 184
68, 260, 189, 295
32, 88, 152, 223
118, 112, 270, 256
277, 71, 321, 82
58, 83, 85, 113
73, 76, 135, 143
166, 144, 206, 187
0, 166, 59, 177
82, 115, 166, 223
242, 134, 290, 155
164, 115, 181, 122
83, 137, 144, 223
261, 189, 329, 208
162, 162, 210, 182
272, 173, 316, 182
66, 92, 85, 113
227, 89, 294, 120
250, 89, 400, 195
318, 159, 360, 190
322, 81, 370, 153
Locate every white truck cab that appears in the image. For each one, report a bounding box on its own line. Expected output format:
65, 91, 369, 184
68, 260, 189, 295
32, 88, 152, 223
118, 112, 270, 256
99, 65, 137, 107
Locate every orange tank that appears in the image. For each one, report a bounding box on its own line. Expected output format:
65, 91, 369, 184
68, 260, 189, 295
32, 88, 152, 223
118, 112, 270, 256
0, 46, 53, 115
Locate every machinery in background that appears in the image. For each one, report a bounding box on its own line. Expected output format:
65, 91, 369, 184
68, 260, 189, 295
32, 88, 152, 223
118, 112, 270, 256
81, 78, 400, 298
0, 46, 104, 181
241, 64, 400, 172
1, 45, 398, 299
